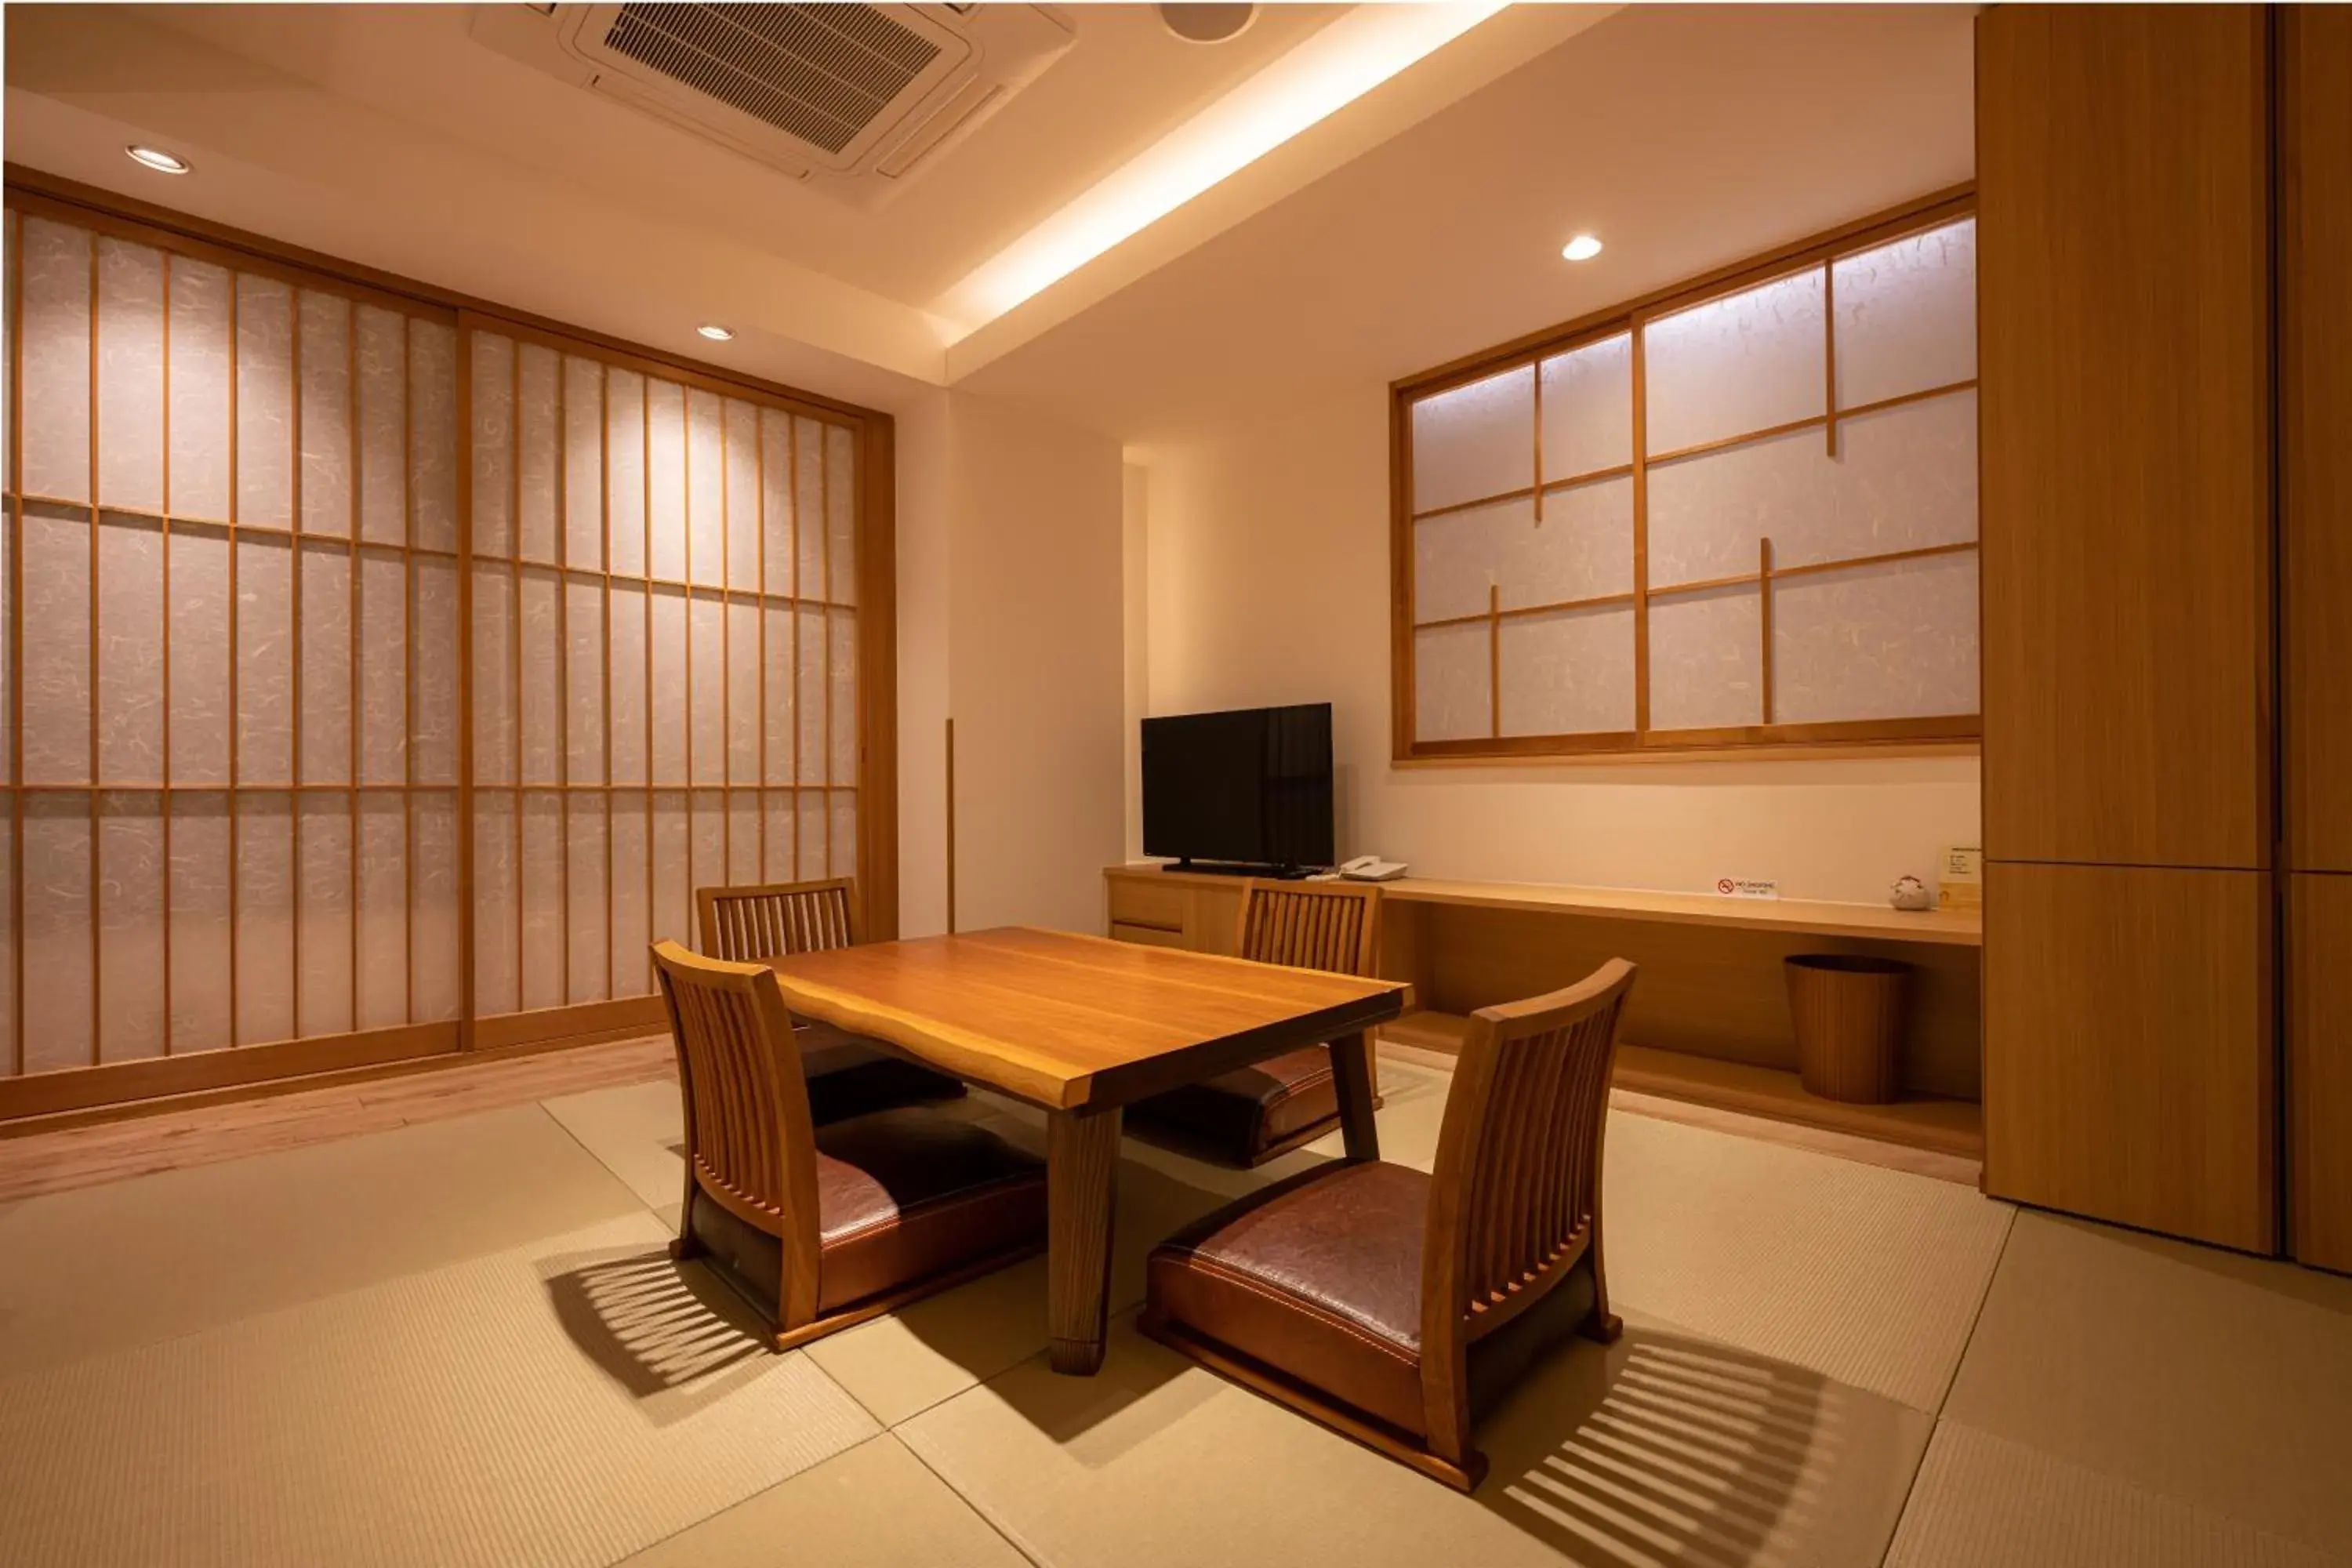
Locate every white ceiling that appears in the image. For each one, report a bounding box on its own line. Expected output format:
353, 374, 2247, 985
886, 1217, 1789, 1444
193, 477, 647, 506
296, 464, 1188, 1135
962, 3, 1977, 446
3, 5, 1973, 438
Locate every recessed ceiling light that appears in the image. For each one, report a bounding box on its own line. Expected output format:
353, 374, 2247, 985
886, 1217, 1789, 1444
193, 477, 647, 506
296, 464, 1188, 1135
1160, 4, 1256, 45
1561, 234, 1604, 263
125, 145, 193, 176
695, 323, 735, 342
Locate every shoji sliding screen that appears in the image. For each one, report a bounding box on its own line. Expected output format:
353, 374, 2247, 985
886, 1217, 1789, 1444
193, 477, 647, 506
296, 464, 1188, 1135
1395, 191, 1980, 760
3, 202, 464, 1093
0, 184, 893, 1119
465, 327, 862, 1020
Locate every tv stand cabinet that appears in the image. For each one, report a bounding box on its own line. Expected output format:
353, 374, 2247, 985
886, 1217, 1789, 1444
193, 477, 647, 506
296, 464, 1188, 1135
1104, 863, 1984, 1158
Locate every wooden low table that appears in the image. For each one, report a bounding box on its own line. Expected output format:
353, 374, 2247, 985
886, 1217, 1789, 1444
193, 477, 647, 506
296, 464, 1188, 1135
759, 925, 1408, 1374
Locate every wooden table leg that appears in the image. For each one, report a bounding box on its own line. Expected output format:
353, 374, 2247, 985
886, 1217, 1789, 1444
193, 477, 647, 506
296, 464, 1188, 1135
1330, 1029, 1381, 1161
1047, 1105, 1120, 1375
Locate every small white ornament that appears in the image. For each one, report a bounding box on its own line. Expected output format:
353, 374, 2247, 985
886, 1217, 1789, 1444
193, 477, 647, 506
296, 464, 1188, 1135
1889, 875, 1933, 911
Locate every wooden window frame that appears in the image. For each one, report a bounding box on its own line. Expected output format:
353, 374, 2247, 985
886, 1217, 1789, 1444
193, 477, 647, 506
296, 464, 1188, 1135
1390, 183, 1979, 764
0, 165, 900, 1123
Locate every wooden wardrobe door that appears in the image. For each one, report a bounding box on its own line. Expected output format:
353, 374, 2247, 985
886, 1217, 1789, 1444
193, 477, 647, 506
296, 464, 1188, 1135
1978, 5, 2273, 869
2284, 8, 2352, 1272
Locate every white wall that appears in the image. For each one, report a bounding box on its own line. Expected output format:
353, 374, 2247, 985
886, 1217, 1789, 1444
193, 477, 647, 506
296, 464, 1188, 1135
902, 391, 1125, 935
1140, 385, 1982, 906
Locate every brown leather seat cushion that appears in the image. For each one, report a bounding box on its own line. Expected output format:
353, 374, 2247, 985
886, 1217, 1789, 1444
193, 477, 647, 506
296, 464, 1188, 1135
688, 1108, 1044, 1316
797, 1020, 967, 1127
1148, 1160, 1431, 1436
1127, 1046, 1341, 1164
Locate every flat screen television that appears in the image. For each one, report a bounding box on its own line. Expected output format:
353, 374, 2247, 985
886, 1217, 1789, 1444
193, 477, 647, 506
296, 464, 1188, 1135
1141, 703, 1334, 874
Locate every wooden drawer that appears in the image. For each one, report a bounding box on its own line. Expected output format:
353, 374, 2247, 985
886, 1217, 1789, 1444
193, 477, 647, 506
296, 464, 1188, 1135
1106, 875, 1188, 933
1109, 920, 1188, 949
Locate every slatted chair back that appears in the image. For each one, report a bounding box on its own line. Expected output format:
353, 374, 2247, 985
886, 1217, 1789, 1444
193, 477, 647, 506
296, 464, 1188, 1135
698, 878, 860, 964
1421, 959, 1637, 1367
651, 940, 822, 1323
1236, 879, 1381, 977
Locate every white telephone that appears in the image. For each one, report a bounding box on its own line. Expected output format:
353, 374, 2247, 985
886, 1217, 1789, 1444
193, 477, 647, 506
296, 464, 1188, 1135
1338, 855, 1408, 883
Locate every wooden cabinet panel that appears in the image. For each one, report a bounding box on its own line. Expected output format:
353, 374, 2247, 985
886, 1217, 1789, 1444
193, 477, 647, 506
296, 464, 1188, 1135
1984, 862, 2275, 1252
2290, 875, 2352, 1272
2284, 9, 2352, 873
1978, 6, 2273, 869
1105, 874, 1188, 933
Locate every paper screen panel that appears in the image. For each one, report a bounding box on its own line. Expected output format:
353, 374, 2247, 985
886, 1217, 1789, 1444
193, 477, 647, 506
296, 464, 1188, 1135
760, 408, 795, 595
797, 608, 826, 785
608, 791, 651, 996
648, 586, 689, 783
356, 304, 406, 545
764, 603, 797, 782
358, 549, 407, 784
568, 798, 609, 1003
472, 796, 518, 1015
647, 379, 687, 583
1413, 621, 1490, 743
763, 790, 796, 884
1648, 585, 1763, 731
408, 320, 459, 553
794, 419, 825, 599
1540, 333, 1633, 480
608, 582, 649, 785
1773, 552, 1980, 724
1498, 606, 1636, 737
0, 804, 12, 1070
726, 600, 760, 786
20, 217, 92, 504
1647, 390, 1976, 585
689, 593, 726, 784
520, 789, 564, 1011
1835, 219, 1976, 409
234, 792, 295, 1045
470, 332, 514, 557
0, 519, 9, 782
827, 423, 858, 604
169, 527, 233, 784
689, 789, 727, 898
1414, 485, 1632, 625
1645, 270, 1824, 456
830, 793, 856, 884
517, 567, 561, 785
1411, 365, 1532, 514
168, 258, 234, 521
564, 356, 603, 568
24, 506, 93, 783
606, 368, 647, 577
517, 343, 560, 564
21, 793, 95, 1071
829, 610, 857, 785
96, 513, 165, 783
298, 542, 353, 783
651, 791, 691, 952
566, 575, 605, 784
237, 534, 295, 782
356, 793, 408, 1029
728, 789, 761, 884
725, 398, 759, 590
797, 791, 828, 879
470, 562, 514, 784
411, 556, 460, 785
167, 791, 234, 1052
297, 793, 354, 1037
688, 390, 724, 586
236, 275, 295, 530
97, 793, 166, 1062
96, 238, 165, 514
297, 291, 353, 539
2, 211, 13, 492
412, 790, 462, 1021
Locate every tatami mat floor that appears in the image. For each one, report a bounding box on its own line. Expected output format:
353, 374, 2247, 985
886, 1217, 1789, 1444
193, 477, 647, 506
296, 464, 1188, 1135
2, 1044, 2347, 1567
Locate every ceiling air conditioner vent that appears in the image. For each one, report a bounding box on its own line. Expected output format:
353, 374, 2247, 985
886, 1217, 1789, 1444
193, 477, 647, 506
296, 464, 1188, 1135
471, 2, 1074, 206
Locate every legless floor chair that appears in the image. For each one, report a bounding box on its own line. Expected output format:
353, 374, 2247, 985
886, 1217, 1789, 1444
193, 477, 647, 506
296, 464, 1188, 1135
697, 877, 967, 1124
652, 941, 1046, 1349
1142, 959, 1637, 1490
